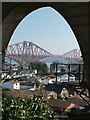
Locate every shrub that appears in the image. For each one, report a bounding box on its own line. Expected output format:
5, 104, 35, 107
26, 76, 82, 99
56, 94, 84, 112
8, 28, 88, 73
2, 96, 55, 120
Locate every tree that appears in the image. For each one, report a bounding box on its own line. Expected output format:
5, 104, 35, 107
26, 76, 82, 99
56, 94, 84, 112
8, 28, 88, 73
29, 62, 48, 74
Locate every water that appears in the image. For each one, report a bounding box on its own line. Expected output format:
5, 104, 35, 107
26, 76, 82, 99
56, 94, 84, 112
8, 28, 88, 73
41, 56, 70, 68
5, 56, 69, 66
41, 56, 69, 64
5, 56, 82, 68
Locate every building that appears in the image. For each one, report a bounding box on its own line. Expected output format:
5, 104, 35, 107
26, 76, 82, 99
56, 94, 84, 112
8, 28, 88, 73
2, 80, 20, 90
45, 84, 75, 95
47, 91, 57, 99
60, 87, 69, 100
31, 89, 57, 99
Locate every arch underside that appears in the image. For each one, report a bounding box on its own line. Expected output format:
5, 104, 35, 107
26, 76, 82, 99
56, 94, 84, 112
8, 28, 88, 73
2, 2, 89, 91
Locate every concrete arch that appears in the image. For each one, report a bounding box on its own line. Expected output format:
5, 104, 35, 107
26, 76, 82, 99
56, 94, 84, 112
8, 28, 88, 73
2, 2, 89, 92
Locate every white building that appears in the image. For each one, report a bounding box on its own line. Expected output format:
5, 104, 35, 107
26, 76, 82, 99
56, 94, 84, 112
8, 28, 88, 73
2, 80, 20, 90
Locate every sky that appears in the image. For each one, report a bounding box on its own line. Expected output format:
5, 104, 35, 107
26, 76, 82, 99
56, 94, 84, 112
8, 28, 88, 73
9, 7, 80, 55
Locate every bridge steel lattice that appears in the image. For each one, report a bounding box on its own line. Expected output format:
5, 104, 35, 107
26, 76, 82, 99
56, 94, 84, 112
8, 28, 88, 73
6, 41, 52, 67
61, 49, 82, 58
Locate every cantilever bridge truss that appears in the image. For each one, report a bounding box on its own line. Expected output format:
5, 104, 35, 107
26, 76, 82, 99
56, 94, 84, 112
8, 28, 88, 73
61, 49, 82, 58
5, 41, 82, 67
6, 41, 52, 67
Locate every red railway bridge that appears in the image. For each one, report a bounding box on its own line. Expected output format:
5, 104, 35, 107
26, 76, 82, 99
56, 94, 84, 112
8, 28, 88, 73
5, 41, 82, 68
6, 41, 52, 67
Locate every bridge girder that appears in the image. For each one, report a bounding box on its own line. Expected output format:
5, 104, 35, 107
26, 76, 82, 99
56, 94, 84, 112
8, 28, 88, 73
6, 41, 52, 67
61, 49, 81, 58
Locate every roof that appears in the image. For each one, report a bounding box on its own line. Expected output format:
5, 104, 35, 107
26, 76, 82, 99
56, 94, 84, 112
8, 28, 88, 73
48, 91, 57, 96
8, 80, 19, 84
20, 81, 34, 86
2, 89, 32, 99
31, 89, 50, 97
45, 84, 62, 94
48, 98, 71, 109
67, 97, 88, 106
65, 103, 76, 112
45, 84, 74, 94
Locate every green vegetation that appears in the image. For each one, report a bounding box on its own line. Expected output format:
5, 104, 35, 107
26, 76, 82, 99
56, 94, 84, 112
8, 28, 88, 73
29, 62, 48, 74
2, 96, 56, 120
